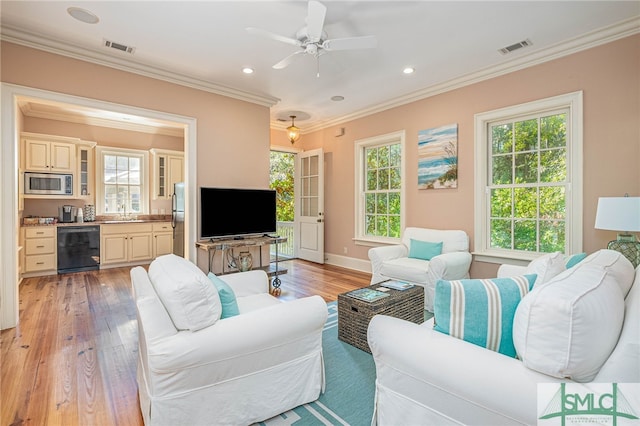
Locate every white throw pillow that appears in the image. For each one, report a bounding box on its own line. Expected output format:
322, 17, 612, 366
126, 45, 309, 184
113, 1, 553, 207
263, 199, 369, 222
149, 254, 222, 331
513, 263, 625, 382
577, 249, 635, 297
525, 251, 566, 287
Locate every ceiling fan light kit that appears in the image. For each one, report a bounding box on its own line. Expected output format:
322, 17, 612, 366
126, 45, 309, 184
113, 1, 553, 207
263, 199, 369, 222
246, 0, 377, 77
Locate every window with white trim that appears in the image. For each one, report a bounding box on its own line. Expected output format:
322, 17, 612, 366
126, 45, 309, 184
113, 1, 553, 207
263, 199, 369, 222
96, 147, 149, 216
355, 131, 406, 244
474, 92, 583, 262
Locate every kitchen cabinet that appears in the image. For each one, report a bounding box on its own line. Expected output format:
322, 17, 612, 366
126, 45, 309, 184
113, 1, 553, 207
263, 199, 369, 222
150, 149, 184, 199
22, 226, 57, 276
76, 141, 97, 202
22, 133, 78, 173
101, 223, 153, 267
152, 222, 173, 258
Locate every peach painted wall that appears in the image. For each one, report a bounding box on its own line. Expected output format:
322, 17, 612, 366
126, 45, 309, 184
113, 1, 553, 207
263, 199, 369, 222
2, 41, 271, 271
298, 34, 640, 278
2, 42, 271, 191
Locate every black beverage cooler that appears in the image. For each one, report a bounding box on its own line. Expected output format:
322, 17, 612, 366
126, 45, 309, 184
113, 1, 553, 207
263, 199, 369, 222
57, 226, 100, 273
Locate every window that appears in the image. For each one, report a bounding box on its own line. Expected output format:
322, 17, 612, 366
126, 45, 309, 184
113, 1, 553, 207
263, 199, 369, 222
355, 131, 406, 244
474, 92, 583, 263
96, 147, 149, 215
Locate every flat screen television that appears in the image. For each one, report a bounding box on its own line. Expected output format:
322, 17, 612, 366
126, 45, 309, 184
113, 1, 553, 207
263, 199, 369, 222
200, 187, 277, 240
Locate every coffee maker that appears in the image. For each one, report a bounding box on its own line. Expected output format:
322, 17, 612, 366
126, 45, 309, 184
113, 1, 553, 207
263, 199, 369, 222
58, 205, 77, 223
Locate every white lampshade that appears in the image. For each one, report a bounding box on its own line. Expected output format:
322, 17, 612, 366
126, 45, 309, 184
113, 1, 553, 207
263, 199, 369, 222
594, 197, 640, 232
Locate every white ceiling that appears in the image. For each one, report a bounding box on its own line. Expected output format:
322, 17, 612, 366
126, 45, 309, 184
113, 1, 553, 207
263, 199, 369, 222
1, 1, 639, 133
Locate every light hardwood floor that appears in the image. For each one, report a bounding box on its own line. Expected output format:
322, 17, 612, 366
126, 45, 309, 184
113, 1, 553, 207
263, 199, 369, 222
1, 260, 371, 425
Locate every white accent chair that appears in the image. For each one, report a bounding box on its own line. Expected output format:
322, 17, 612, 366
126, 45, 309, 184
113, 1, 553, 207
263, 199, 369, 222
367, 250, 639, 425
368, 227, 472, 311
131, 254, 328, 426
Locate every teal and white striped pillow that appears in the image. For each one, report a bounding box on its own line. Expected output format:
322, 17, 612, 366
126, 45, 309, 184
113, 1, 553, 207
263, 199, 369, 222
433, 275, 537, 357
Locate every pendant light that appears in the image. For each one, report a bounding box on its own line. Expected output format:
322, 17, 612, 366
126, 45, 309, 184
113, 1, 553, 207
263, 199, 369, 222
287, 115, 300, 144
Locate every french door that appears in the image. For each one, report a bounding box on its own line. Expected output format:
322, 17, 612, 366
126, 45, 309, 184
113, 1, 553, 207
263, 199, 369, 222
296, 148, 325, 263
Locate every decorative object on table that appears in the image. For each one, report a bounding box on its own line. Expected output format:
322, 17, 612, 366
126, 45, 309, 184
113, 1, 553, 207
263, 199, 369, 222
595, 195, 640, 267
347, 288, 390, 302
418, 123, 458, 189
381, 280, 414, 291
238, 251, 253, 272
83, 204, 95, 222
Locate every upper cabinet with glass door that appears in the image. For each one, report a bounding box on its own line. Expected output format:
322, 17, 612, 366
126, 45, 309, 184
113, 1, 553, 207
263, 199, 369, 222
76, 141, 97, 203
150, 149, 184, 199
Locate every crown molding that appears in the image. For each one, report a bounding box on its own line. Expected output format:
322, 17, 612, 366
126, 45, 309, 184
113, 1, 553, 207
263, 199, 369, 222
19, 101, 185, 137
0, 25, 280, 108
1, 15, 636, 134
275, 15, 640, 133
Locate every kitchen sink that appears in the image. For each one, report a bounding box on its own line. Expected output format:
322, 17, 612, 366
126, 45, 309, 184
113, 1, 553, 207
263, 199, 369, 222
103, 219, 146, 223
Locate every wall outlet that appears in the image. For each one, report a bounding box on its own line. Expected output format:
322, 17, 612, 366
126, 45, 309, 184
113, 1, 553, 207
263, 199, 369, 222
152, 208, 158, 214
343, 247, 348, 254
160, 208, 166, 214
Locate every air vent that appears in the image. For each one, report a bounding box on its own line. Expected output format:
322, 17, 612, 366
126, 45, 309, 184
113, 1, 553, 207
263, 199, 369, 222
104, 39, 135, 54
498, 39, 532, 55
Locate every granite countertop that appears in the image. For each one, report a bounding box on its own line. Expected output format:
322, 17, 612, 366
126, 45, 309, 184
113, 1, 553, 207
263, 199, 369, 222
22, 215, 172, 227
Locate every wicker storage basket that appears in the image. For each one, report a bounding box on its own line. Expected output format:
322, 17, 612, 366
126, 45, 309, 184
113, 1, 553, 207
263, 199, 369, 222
338, 284, 424, 353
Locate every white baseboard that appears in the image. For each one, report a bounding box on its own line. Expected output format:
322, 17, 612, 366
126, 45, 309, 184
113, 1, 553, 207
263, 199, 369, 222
324, 253, 372, 274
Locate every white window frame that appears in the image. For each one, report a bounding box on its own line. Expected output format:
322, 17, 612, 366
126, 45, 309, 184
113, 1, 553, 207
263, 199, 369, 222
474, 91, 583, 264
354, 130, 406, 246
96, 146, 150, 216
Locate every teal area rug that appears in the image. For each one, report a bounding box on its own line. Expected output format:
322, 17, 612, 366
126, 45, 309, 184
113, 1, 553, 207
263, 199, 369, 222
261, 302, 376, 426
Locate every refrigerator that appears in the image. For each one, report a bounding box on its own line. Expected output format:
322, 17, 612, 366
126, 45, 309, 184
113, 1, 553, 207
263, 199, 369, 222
172, 182, 185, 257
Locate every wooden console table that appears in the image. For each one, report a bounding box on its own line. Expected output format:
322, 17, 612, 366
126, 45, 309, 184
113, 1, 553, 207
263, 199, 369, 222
196, 236, 287, 295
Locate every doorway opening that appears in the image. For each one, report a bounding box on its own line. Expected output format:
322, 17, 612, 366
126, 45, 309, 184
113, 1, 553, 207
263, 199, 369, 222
270, 150, 295, 261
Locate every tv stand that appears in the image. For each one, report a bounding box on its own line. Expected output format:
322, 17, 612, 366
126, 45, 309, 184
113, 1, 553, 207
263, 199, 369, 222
196, 236, 288, 295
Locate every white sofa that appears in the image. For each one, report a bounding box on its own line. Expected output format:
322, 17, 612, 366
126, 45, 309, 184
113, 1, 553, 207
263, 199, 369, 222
367, 250, 639, 425
368, 227, 472, 311
131, 254, 328, 426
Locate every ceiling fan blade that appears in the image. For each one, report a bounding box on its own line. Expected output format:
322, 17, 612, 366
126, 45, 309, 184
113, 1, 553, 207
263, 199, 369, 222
246, 27, 301, 47
322, 35, 378, 51
273, 50, 306, 70
306, 0, 327, 42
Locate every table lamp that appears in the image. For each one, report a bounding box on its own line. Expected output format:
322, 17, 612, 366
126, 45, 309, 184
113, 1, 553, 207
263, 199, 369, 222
594, 195, 640, 267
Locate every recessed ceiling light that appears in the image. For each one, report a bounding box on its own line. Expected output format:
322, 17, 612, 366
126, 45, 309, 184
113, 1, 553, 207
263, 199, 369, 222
331, 95, 344, 102
67, 7, 99, 24
242, 67, 254, 74
403, 67, 415, 75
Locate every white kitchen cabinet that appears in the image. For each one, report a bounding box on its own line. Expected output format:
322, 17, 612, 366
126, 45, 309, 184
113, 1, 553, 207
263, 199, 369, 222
22, 133, 78, 173
101, 223, 153, 267
152, 222, 173, 258
22, 226, 57, 276
150, 149, 184, 199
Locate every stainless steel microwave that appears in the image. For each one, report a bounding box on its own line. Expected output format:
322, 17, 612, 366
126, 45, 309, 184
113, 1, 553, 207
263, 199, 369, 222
24, 172, 73, 195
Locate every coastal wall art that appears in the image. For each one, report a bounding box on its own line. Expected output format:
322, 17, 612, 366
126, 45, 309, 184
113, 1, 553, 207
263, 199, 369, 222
418, 123, 458, 189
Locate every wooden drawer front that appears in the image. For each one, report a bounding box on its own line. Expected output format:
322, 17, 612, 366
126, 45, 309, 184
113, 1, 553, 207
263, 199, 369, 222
25, 254, 56, 272
25, 227, 55, 238
152, 222, 172, 232
25, 238, 55, 255
101, 223, 153, 234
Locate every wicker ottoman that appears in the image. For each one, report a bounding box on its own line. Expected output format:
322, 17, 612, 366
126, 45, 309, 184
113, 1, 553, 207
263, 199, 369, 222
338, 284, 424, 353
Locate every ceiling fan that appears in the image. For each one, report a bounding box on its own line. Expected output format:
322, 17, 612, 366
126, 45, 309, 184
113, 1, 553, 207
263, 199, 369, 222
246, 0, 377, 76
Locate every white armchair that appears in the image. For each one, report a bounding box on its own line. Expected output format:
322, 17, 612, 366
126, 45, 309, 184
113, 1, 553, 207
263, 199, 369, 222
368, 227, 472, 311
132, 254, 328, 426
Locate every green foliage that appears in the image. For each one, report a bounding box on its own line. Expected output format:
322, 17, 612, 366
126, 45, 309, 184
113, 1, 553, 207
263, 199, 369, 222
489, 113, 567, 253
364, 143, 402, 238
269, 151, 294, 222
